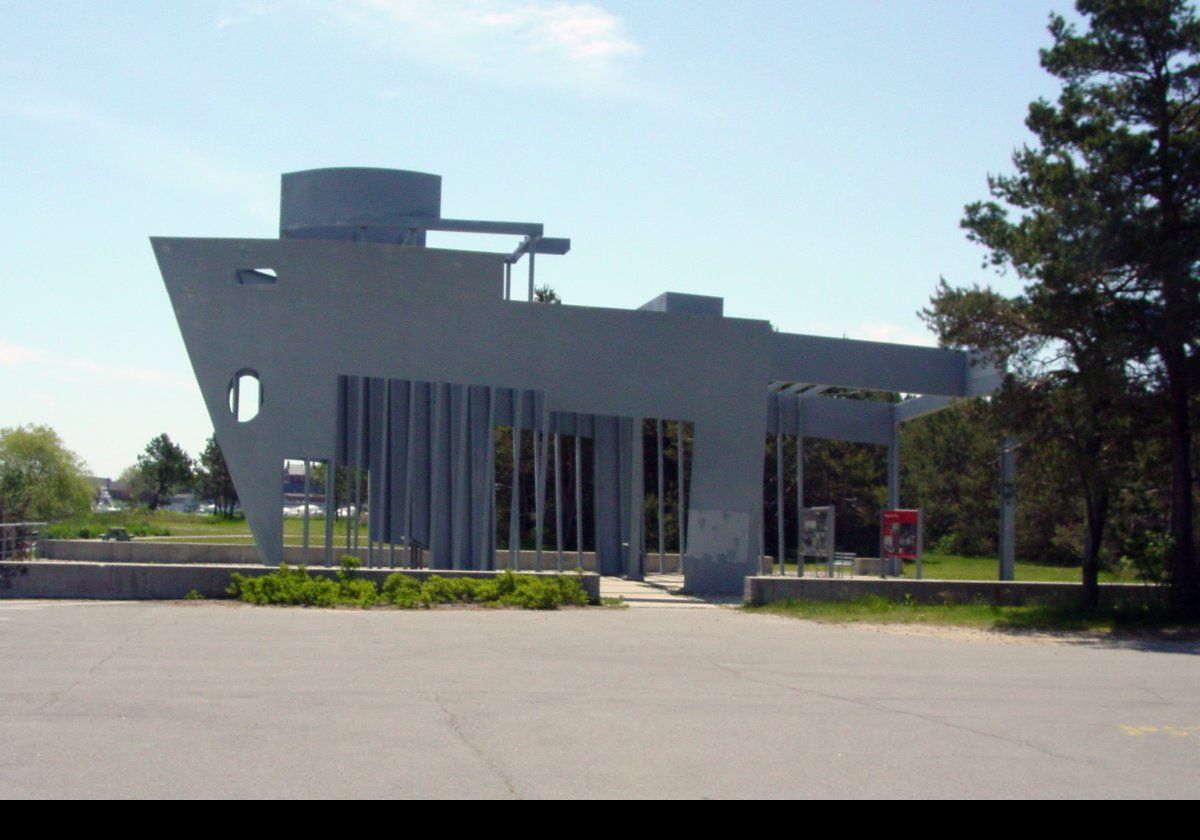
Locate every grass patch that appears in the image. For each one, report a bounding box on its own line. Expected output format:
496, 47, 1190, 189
44, 510, 362, 543
745, 595, 1200, 633
906, 554, 1130, 583
227, 557, 590, 610
601, 596, 627, 608
768, 554, 1133, 583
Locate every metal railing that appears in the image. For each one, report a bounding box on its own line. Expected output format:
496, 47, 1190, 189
0, 522, 47, 561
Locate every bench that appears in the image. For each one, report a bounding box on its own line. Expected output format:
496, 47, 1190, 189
831, 552, 856, 577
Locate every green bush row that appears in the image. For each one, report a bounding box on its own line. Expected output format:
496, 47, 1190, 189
227, 557, 590, 610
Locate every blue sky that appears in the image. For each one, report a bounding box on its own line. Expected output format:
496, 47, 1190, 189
1, 0, 1075, 477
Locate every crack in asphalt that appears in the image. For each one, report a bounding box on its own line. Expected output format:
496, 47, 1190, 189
34, 610, 170, 714
711, 662, 1102, 769
434, 692, 521, 799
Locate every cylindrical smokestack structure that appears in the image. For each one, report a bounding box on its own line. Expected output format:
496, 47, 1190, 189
280, 167, 442, 244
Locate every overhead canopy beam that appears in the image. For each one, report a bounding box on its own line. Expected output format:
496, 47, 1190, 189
895, 394, 953, 424
396, 217, 544, 237
391, 219, 572, 263
766, 393, 893, 446
507, 235, 571, 263
769, 332, 994, 397
768, 382, 830, 396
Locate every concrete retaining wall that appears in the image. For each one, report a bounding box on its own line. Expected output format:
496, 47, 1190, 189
744, 575, 1162, 609
40, 540, 265, 564
39, 540, 685, 573
0, 561, 600, 604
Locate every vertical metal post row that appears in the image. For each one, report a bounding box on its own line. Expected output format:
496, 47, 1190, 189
676, 421, 687, 560
504, 262, 511, 300
796, 395, 805, 577
385, 379, 395, 569
509, 389, 522, 570
402, 381, 415, 567
534, 398, 548, 572
554, 431, 564, 572
350, 381, 360, 556
776, 401, 785, 575
574, 430, 583, 568
343, 381, 352, 557
453, 385, 470, 570
429, 382, 444, 567
656, 418, 665, 574
323, 459, 334, 567
302, 459, 311, 553
628, 417, 644, 579
359, 379, 370, 565
486, 387, 496, 570
595, 427, 604, 578
337, 379, 348, 556
353, 379, 365, 558
531, 408, 540, 571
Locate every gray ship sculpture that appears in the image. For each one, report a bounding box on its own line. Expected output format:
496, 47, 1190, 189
152, 167, 1000, 593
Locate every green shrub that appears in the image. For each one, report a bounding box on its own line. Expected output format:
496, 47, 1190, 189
228, 563, 341, 606
230, 559, 590, 610
498, 573, 589, 609
380, 573, 423, 608
332, 556, 379, 607
1119, 531, 1171, 584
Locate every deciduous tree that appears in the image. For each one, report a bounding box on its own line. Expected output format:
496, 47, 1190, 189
0, 425, 92, 522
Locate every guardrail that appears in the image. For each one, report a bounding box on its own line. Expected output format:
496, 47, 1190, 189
0, 522, 47, 561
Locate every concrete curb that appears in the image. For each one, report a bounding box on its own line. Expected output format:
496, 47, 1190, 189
0, 561, 601, 605
744, 575, 1163, 609
38, 540, 685, 573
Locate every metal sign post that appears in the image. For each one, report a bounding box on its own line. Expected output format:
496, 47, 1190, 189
999, 437, 1016, 581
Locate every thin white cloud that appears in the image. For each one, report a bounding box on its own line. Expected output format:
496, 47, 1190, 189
64, 358, 195, 391
855, 321, 937, 347
230, 0, 643, 94
0, 91, 275, 224
0, 340, 45, 367
794, 320, 939, 347
0, 339, 194, 391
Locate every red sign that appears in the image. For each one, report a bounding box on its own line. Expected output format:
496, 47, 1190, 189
881, 509, 921, 561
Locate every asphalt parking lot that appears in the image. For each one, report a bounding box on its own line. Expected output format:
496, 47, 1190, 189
2, 596, 1198, 798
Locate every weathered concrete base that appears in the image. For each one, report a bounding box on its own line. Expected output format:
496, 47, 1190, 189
851, 556, 902, 576
0, 561, 600, 604
38, 540, 685, 573
744, 575, 1162, 609
685, 556, 761, 594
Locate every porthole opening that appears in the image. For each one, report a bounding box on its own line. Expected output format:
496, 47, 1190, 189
229, 370, 262, 423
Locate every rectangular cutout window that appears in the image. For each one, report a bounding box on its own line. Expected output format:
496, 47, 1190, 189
236, 268, 278, 285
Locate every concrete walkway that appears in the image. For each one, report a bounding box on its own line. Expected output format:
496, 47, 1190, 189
601, 575, 730, 609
